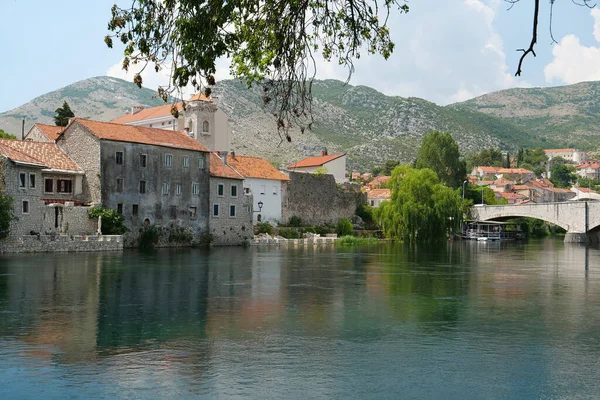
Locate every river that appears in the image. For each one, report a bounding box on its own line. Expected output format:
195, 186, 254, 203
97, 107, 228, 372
1, 239, 600, 399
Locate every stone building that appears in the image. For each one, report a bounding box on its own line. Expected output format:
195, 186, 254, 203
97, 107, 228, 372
57, 118, 211, 234
112, 93, 232, 153
208, 153, 253, 245
0, 139, 96, 237
24, 123, 63, 142
225, 154, 291, 223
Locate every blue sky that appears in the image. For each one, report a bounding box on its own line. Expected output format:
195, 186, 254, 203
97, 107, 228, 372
1, 0, 600, 112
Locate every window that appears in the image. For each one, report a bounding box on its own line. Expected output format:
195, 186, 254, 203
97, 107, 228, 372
132, 204, 139, 217
176, 184, 182, 196
19, 172, 26, 188
117, 203, 123, 214
44, 178, 53, 193
189, 206, 198, 218
231, 185, 238, 197
29, 173, 36, 189
162, 183, 170, 195
183, 156, 189, 168
170, 206, 177, 219
273, 185, 278, 195
139, 180, 146, 194
22, 200, 29, 214
217, 183, 224, 196
192, 183, 200, 195
57, 179, 72, 193
198, 156, 205, 170
165, 154, 173, 168
260, 185, 266, 195
116, 151, 124, 165
116, 178, 124, 193
244, 187, 251, 195
140, 154, 147, 167
213, 204, 220, 217
229, 205, 236, 217
202, 120, 209, 133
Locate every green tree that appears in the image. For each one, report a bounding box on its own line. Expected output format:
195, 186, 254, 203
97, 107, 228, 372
88, 206, 127, 235
0, 195, 15, 240
0, 129, 17, 140
505, 152, 511, 168
550, 164, 575, 188
415, 131, 466, 189
373, 166, 462, 243
54, 101, 75, 127
106, 0, 409, 139
336, 217, 354, 237
465, 149, 504, 170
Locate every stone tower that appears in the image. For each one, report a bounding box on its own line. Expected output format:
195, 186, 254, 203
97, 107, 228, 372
183, 94, 232, 153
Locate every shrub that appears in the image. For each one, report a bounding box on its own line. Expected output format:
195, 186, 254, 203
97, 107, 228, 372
336, 217, 354, 237
336, 235, 379, 246
139, 225, 161, 249
88, 206, 127, 234
168, 227, 193, 243
278, 228, 301, 239
257, 222, 273, 235
0, 195, 15, 240
289, 215, 302, 227
355, 203, 373, 224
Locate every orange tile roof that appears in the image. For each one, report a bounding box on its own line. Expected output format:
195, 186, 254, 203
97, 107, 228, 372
544, 148, 574, 153
513, 185, 530, 190
34, 123, 64, 141
497, 168, 533, 174
0, 139, 81, 171
288, 154, 345, 169
111, 103, 183, 124
493, 178, 514, 186
578, 187, 595, 193
476, 166, 500, 173
500, 192, 524, 200
72, 119, 208, 152
367, 189, 391, 199
209, 153, 243, 180
188, 93, 212, 102
227, 155, 290, 181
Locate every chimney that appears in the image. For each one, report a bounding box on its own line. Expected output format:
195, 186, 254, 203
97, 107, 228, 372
322, 148, 328, 156
131, 106, 145, 115
220, 151, 228, 165
231, 150, 236, 160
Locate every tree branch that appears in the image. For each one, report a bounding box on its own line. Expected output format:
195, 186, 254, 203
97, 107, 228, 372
515, 0, 539, 76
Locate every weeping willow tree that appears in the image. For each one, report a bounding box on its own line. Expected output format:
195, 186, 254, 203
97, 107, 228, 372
373, 166, 463, 243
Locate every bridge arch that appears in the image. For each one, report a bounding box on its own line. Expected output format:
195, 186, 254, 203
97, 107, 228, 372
472, 207, 570, 231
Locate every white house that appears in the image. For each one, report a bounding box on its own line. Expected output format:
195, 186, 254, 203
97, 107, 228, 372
544, 148, 588, 164
367, 189, 391, 207
112, 93, 233, 153
287, 152, 347, 183
226, 153, 290, 223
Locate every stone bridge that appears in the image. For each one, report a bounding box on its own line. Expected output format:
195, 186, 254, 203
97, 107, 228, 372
471, 202, 600, 243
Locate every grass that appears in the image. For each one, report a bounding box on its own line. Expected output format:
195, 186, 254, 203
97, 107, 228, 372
336, 235, 380, 246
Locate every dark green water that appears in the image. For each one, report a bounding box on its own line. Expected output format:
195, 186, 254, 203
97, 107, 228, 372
1, 239, 600, 399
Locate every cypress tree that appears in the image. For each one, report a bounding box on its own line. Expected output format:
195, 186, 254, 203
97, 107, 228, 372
54, 101, 75, 127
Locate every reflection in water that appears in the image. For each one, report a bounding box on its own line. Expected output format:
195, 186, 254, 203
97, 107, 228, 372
1, 240, 600, 398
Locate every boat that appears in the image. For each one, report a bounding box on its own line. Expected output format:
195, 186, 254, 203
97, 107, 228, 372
459, 220, 523, 241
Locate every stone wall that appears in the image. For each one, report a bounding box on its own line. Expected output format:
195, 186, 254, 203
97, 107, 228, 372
209, 176, 253, 245
24, 126, 53, 142
0, 234, 123, 253
282, 171, 366, 226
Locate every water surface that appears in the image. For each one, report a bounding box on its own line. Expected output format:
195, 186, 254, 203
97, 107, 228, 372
1, 239, 600, 399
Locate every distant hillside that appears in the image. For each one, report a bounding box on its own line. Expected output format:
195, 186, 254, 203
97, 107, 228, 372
0, 76, 547, 169
454, 81, 600, 150
0, 76, 166, 138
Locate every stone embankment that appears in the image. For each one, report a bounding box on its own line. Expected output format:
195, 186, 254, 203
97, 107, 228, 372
249, 233, 338, 246
0, 234, 123, 253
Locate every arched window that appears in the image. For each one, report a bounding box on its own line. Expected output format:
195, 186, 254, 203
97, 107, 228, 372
202, 120, 209, 133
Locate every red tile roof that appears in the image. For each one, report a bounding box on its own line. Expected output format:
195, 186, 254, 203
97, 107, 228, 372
72, 119, 208, 152
111, 94, 211, 124
288, 154, 345, 169
513, 185, 530, 190
227, 155, 290, 181
497, 167, 533, 174
544, 148, 574, 153
367, 189, 391, 199
0, 139, 81, 171
209, 153, 243, 180
476, 166, 500, 173
34, 123, 64, 141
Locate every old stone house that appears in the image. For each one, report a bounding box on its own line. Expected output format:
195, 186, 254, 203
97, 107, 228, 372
225, 154, 290, 223
287, 152, 347, 183
112, 93, 232, 153
23, 123, 63, 142
209, 152, 253, 245
0, 139, 96, 237
57, 118, 211, 234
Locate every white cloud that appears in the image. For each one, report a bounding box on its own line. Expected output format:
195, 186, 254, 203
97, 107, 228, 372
593, 9, 600, 42
544, 34, 600, 84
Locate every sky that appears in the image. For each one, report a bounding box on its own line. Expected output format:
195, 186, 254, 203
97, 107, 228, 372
1, 0, 600, 112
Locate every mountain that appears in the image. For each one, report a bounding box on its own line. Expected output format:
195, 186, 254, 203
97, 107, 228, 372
0, 76, 547, 170
454, 81, 600, 150
0, 77, 166, 138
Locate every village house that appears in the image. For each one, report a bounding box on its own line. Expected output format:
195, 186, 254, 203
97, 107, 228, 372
112, 93, 233, 153
24, 123, 63, 142
0, 138, 96, 237
576, 160, 600, 180
367, 189, 391, 207
366, 175, 391, 190
524, 179, 576, 203
225, 153, 290, 223
287, 151, 347, 183
544, 148, 588, 164
57, 118, 211, 234
208, 152, 253, 245
471, 166, 500, 178
571, 187, 600, 201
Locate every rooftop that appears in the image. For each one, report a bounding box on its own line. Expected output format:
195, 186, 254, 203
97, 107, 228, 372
209, 153, 243, 180
288, 153, 345, 169
0, 139, 81, 172
227, 155, 290, 181
33, 123, 64, 141
367, 189, 391, 199
111, 94, 211, 124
